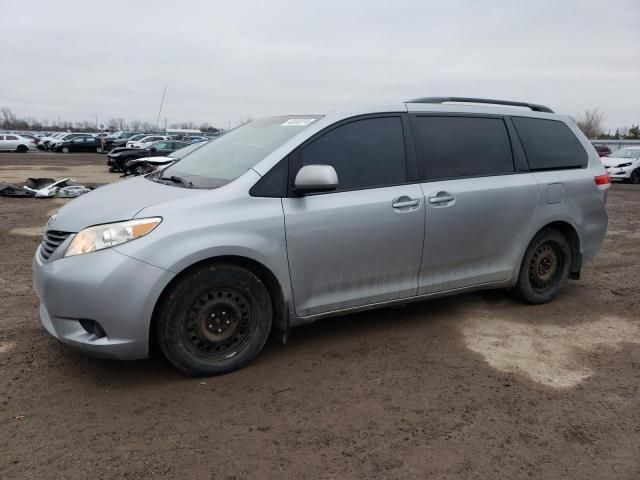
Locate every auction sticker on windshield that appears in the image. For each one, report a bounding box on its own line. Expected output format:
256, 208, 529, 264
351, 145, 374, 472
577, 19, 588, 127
281, 118, 316, 126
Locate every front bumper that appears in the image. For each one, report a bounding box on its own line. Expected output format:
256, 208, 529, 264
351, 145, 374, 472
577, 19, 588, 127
605, 167, 632, 179
33, 245, 174, 360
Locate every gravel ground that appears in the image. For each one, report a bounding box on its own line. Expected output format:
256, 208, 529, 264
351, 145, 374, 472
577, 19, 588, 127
1, 153, 639, 479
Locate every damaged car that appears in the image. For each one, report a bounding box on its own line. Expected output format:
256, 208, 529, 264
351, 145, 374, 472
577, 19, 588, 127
107, 140, 191, 172
121, 141, 207, 176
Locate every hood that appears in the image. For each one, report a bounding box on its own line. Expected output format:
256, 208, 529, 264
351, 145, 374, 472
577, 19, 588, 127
109, 147, 142, 155
48, 176, 204, 232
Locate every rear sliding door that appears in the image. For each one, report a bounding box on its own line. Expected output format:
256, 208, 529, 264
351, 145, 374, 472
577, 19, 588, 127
411, 114, 539, 294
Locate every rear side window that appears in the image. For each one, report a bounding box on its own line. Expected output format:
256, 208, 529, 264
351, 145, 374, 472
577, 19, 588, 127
301, 117, 407, 191
511, 117, 587, 170
412, 116, 514, 181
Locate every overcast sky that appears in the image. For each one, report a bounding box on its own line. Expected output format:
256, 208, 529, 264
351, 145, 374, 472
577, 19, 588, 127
1, 0, 638, 131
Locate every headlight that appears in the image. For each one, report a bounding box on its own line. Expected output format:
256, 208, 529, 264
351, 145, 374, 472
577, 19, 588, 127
617, 162, 632, 168
64, 217, 162, 257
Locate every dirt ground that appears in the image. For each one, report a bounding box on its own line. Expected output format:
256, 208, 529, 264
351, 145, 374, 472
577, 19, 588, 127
1, 152, 639, 479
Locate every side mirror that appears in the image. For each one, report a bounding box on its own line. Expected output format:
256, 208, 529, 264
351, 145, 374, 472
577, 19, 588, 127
294, 164, 338, 192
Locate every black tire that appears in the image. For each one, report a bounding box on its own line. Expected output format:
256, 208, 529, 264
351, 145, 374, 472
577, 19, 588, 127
630, 169, 640, 185
157, 263, 272, 376
16, 145, 28, 153
513, 228, 571, 304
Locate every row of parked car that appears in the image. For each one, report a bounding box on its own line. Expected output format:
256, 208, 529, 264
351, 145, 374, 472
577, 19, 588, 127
0, 130, 214, 154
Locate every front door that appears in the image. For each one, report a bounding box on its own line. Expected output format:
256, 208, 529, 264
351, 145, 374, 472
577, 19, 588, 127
283, 116, 425, 317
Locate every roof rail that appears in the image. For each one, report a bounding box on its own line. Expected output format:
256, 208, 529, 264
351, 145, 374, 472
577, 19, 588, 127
404, 96, 554, 113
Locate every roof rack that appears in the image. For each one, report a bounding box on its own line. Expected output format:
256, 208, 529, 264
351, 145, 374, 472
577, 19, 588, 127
404, 96, 554, 113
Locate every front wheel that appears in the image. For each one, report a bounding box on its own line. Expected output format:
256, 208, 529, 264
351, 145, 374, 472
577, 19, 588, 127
61, 147, 69, 154
630, 169, 640, 185
157, 264, 272, 376
513, 228, 571, 304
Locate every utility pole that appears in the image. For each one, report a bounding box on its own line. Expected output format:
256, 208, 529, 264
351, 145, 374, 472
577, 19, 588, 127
155, 84, 168, 132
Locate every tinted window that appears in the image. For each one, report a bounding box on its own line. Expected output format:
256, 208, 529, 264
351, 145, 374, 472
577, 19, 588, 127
301, 117, 406, 191
413, 116, 514, 181
511, 117, 587, 170
251, 159, 287, 197
6, 135, 18, 140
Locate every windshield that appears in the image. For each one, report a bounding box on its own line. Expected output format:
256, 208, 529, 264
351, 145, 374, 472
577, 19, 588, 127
160, 115, 321, 188
610, 148, 640, 158
169, 142, 206, 159
128, 134, 146, 141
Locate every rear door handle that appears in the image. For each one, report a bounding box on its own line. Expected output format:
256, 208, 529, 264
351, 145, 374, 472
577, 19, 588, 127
429, 193, 455, 204
392, 199, 420, 209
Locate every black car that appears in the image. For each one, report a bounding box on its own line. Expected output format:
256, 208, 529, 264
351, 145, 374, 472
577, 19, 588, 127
100, 131, 142, 152
109, 133, 147, 150
53, 136, 102, 153
106, 140, 191, 171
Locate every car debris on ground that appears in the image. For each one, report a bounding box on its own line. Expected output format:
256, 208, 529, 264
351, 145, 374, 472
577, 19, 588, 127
0, 177, 99, 198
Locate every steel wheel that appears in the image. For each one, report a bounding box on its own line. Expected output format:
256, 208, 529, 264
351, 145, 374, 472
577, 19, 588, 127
180, 287, 255, 361
528, 241, 562, 291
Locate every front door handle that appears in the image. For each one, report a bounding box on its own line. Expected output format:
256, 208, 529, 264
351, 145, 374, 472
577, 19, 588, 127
429, 192, 455, 204
392, 198, 420, 209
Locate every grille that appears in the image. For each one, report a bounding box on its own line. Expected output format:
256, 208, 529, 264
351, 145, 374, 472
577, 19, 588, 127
40, 230, 71, 261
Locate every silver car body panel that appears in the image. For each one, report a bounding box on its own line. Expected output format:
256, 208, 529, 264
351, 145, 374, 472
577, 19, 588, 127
418, 173, 539, 294
283, 183, 425, 317
33, 102, 608, 359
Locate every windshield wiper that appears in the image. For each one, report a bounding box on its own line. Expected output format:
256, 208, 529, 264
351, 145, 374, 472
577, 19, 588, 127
156, 173, 193, 188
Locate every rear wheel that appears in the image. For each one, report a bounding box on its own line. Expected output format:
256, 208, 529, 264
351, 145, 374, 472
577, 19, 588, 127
16, 145, 28, 153
157, 264, 272, 376
513, 228, 571, 304
630, 169, 640, 185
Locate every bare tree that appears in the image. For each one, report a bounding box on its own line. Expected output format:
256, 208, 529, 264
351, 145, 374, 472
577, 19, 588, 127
0, 106, 18, 129
575, 108, 606, 139
140, 121, 155, 132
129, 120, 142, 132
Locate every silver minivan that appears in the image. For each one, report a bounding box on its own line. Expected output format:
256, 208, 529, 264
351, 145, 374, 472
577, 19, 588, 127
33, 97, 610, 376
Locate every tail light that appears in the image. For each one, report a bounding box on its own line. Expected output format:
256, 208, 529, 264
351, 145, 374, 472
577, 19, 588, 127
594, 173, 611, 191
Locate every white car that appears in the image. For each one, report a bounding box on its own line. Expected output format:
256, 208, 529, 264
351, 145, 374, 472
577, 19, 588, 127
602, 147, 640, 184
126, 135, 169, 149
0, 134, 36, 152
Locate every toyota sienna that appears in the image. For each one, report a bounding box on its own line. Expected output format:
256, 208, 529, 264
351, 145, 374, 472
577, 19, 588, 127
33, 97, 610, 376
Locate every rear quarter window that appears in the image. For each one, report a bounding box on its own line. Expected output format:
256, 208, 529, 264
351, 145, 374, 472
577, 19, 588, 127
511, 117, 587, 170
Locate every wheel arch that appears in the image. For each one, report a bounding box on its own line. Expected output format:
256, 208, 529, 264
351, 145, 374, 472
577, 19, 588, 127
531, 220, 582, 279
149, 255, 289, 355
